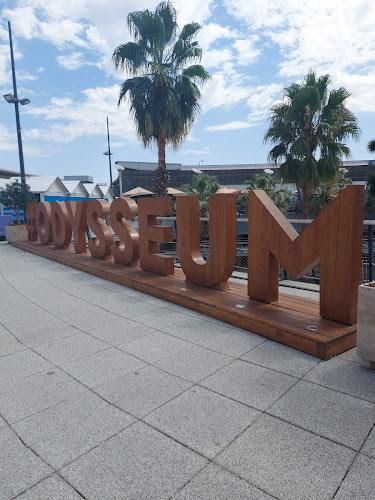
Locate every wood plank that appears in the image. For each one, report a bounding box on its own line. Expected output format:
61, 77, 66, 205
12, 240, 357, 360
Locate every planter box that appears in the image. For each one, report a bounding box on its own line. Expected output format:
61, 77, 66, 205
5, 224, 28, 243
357, 283, 375, 369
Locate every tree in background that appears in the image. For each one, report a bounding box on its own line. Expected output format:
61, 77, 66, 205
365, 139, 375, 213
264, 70, 360, 221
113, 1, 210, 196
181, 172, 220, 217
309, 167, 352, 216
244, 172, 291, 216
368, 139, 375, 153
0, 180, 35, 224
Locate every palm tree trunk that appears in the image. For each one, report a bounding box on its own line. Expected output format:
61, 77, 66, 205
301, 185, 312, 230
155, 135, 169, 197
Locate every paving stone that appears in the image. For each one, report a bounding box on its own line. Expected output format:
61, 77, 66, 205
0, 333, 27, 357
304, 357, 375, 401
361, 426, 375, 458
135, 307, 191, 330
171, 463, 273, 499
40, 296, 105, 322
201, 359, 297, 410
0, 368, 88, 423
0, 425, 52, 499
216, 414, 355, 500
100, 294, 161, 318
86, 316, 156, 345
161, 316, 230, 344
241, 339, 321, 377
0, 349, 53, 384
154, 344, 233, 383
21, 325, 81, 348
334, 454, 375, 499
61, 347, 146, 388
2, 309, 68, 339
61, 421, 207, 500
0, 323, 9, 337
33, 332, 109, 366
94, 365, 192, 418
17, 474, 83, 500
13, 390, 135, 469
145, 386, 258, 458
337, 347, 363, 363
269, 380, 375, 449
197, 327, 266, 357
119, 331, 190, 363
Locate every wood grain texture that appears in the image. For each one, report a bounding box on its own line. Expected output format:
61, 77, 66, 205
248, 185, 365, 325
176, 193, 237, 289
87, 199, 113, 259
26, 202, 38, 241
51, 202, 72, 249
66, 201, 88, 254
35, 202, 52, 245
109, 197, 139, 265
13, 240, 357, 360
138, 197, 174, 275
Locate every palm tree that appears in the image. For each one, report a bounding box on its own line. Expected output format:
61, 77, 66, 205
264, 70, 360, 220
245, 172, 291, 215
112, 1, 210, 196
181, 172, 220, 217
368, 140, 375, 153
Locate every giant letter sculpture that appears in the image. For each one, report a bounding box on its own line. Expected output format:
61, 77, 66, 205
248, 186, 365, 325
138, 197, 174, 275
109, 197, 139, 265
66, 201, 88, 254
87, 199, 113, 259
51, 202, 72, 249
36, 202, 52, 245
176, 193, 237, 289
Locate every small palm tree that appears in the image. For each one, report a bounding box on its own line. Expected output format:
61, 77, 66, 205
245, 172, 291, 215
181, 172, 220, 217
113, 1, 210, 196
264, 70, 360, 220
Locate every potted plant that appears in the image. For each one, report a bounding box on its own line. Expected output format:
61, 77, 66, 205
357, 282, 375, 369
0, 180, 35, 243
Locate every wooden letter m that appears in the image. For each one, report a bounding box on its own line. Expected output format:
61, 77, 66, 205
248, 186, 365, 325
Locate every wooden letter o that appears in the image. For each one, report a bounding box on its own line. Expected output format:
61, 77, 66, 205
36, 202, 52, 245
51, 202, 72, 248
109, 198, 139, 265
87, 199, 113, 259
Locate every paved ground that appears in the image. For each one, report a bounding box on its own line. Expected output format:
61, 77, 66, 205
1, 241, 375, 500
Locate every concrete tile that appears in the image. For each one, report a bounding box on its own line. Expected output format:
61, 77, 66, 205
241, 340, 321, 377
362, 426, 375, 458
216, 414, 355, 500
0, 323, 9, 337
13, 390, 135, 469
269, 380, 375, 449
94, 365, 192, 418
305, 357, 375, 401
61, 421, 207, 500
41, 296, 104, 322
145, 386, 259, 458
0, 349, 53, 384
61, 347, 146, 388
171, 463, 273, 499
86, 316, 156, 345
198, 327, 266, 357
21, 325, 81, 348
0, 425, 52, 499
0, 333, 27, 357
17, 474, 83, 500
335, 454, 375, 500
202, 360, 297, 410
154, 344, 233, 383
33, 332, 109, 366
0, 368, 88, 423
337, 347, 363, 364
161, 317, 230, 344
119, 331, 190, 363
136, 307, 190, 330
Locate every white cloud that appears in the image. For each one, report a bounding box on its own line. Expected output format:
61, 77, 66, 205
0, 123, 17, 151
204, 121, 256, 132
233, 38, 260, 66
246, 83, 283, 121
57, 52, 88, 70
202, 48, 233, 69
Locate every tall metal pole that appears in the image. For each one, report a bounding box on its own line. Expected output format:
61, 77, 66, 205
106, 116, 113, 190
8, 21, 26, 185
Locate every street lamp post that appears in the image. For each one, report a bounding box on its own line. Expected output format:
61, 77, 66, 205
103, 117, 113, 190
4, 21, 30, 185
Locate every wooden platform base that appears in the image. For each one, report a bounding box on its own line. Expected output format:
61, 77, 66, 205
13, 241, 357, 360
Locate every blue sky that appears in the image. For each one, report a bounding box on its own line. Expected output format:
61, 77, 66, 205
1, 0, 375, 184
